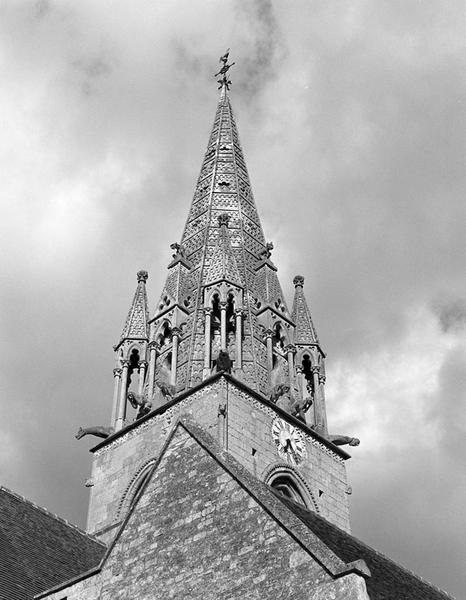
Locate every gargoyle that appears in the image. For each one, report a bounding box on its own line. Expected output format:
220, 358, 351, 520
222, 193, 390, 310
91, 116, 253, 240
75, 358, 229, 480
328, 435, 360, 447
155, 379, 176, 399
269, 383, 290, 403
170, 242, 186, 260
216, 350, 232, 374
290, 396, 313, 422
127, 391, 152, 419
75, 426, 114, 440
259, 242, 274, 260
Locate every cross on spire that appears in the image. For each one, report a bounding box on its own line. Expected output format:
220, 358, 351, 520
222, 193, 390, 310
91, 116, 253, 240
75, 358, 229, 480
215, 48, 235, 90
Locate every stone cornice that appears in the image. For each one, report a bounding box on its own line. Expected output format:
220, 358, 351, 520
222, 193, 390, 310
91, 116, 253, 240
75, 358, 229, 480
89, 372, 350, 460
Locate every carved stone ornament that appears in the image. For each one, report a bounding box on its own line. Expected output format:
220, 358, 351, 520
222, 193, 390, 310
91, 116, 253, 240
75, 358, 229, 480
137, 270, 149, 283
328, 435, 360, 447
75, 426, 114, 440
259, 242, 274, 259
217, 213, 231, 228
293, 275, 304, 287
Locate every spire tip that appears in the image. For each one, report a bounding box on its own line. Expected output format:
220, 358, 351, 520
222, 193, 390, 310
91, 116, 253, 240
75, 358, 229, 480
137, 270, 148, 283
214, 49, 234, 91
293, 275, 304, 287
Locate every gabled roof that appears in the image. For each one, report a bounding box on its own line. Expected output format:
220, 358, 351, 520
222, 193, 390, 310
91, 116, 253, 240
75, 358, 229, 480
118, 270, 149, 344
0, 487, 105, 600
276, 494, 453, 600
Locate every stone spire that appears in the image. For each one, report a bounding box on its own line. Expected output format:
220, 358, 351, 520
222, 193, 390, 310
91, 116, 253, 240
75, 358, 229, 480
291, 275, 327, 434
145, 72, 327, 434
112, 270, 150, 431
117, 270, 150, 347
150, 85, 281, 393
291, 275, 319, 345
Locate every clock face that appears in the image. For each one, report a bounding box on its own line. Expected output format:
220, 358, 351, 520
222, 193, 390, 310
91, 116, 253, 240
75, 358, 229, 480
272, 418, 306, 466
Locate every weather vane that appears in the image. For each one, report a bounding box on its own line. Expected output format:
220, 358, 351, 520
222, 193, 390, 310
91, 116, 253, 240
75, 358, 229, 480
215, 48, 235, 90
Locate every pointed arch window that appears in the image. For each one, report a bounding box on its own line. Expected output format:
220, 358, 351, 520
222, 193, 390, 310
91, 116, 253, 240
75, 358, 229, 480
265, 468, 317, 511
301, 354, 314, 396
270, 475, 307, 506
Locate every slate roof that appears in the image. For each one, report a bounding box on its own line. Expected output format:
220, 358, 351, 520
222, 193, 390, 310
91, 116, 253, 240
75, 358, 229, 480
0, 487, 105, 600
275, 493, 453, 600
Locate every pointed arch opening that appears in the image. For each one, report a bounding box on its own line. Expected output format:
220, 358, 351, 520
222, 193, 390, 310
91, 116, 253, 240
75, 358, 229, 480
301, 353, 314, 397
265, 466, 318, 512
272, 322, 286, 353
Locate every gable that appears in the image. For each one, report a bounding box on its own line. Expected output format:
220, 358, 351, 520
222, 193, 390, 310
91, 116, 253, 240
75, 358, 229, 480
97, 425, 336, 599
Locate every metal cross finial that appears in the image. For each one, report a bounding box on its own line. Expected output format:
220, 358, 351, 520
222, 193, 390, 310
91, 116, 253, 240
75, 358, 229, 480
215, 48, 235, 90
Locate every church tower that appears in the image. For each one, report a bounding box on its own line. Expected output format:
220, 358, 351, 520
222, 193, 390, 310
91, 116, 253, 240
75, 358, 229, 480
83, 59, 354, 544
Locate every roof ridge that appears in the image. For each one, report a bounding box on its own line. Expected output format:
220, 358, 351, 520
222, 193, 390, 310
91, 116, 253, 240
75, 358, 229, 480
0, 486, 105, 547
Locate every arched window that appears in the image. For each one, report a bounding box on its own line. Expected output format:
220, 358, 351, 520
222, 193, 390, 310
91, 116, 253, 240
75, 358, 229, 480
272, 322, 286, 352
211, 293, 221, 336
226, 292, 235, 335
302, 354, 314, 396
270, 475, 307, 506
118, 460, 156, 519
265, 467, 318, 512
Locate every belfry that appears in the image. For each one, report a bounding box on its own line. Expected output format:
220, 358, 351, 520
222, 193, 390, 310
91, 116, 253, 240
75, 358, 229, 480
110, 79, 329, 439
0, 55, 453, 600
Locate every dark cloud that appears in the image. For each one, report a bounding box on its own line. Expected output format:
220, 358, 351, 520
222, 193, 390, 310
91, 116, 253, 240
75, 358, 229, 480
72, 55, 113, 96
1, 2, 465, 597
234, 0, 286, 98
34, 0, 51, 20
432, 298, 466, 333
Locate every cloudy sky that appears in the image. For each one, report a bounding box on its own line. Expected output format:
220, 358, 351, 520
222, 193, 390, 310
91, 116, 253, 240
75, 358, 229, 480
1, 1, 465, 596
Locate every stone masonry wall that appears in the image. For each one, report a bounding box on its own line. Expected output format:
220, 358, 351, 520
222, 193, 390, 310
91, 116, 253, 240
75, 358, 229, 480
87, 378, 350, 537
44, 427, 351, 600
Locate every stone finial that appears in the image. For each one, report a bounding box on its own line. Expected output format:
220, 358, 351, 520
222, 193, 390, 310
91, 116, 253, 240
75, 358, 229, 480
218, 213, 230, 228
137, 270, 149, 283
293, 275, 304, 288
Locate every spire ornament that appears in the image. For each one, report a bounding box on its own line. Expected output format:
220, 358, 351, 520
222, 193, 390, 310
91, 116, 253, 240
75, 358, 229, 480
215, 48, 235, 90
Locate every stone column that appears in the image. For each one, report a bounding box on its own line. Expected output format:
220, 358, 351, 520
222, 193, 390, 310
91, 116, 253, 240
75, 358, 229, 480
312, 365, 323, 433
147, 342, 157, 400
318, 374, 328, 435
115, 360, 130, 432
111, 368, 122, 428
286, 344, 296, 389
265, 329, 274, 374
138, 360, 148, 396
295, 365, 304, 398
170, 327, 181, 387
203, 308, 212, 379
220, 301, 227, 350
235, 308, 243, 369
